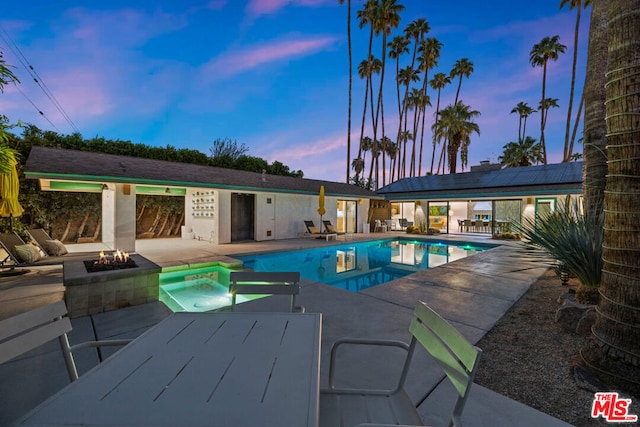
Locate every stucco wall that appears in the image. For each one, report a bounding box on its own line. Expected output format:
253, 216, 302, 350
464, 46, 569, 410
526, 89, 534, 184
183, 188, 366, 243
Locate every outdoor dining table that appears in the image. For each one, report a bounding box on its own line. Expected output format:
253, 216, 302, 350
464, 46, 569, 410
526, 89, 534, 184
13, 311, 322, 427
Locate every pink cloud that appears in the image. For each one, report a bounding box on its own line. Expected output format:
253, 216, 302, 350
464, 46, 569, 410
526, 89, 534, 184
246, 0, 331, 17
65, 7, 188, 47
202, 36, 337, 79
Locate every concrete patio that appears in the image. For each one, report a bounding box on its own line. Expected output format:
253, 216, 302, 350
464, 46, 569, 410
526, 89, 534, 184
0, 233, 573, 426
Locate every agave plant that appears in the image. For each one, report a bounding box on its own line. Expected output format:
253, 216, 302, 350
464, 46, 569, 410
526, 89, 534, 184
517, 197, 603, 303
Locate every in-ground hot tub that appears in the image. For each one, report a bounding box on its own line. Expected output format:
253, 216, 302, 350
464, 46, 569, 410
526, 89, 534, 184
64, 253, 162, 318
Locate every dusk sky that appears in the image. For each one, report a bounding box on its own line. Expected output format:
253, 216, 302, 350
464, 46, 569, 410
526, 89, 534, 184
1, 1, 589, 183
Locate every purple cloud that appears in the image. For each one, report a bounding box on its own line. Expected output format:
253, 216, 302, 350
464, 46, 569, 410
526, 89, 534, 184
201, 35, 337, 80
246, 0, 331, 17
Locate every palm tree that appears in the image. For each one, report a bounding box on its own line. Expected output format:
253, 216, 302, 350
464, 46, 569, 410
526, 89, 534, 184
373, 0, 404, 188
396, 66, 419, 178
388, 35, 410, 182
433, 102, 480, 174
417, 37, 441, 175
429, 72, 451, 174
539, 97, 560, 142
339, 0, 352, 183
587, 0, 640, 389
360, 135, 373, 175
560, 0, 592, 162
388, 35, 410, 118
355, 55, 381, 182
398, 130, 412, 178
450, 58, 474, 104
408, 88, 429, 177
356, 1, 378, 182
529, 35, 567, 164
499, 136, 543, 167
510, 102, 537, 141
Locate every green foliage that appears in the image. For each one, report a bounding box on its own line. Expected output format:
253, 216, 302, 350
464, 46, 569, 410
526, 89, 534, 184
517, 197, 603, 288
209, 137, 248, 160
350, 175, 375, 190
234, 155, 269, 173
499, 136, 543, 167
0, 52, 20, 93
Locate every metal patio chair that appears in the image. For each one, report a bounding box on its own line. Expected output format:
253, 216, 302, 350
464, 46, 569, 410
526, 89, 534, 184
0, 300, 131, 382
229, 271, 304, 312
320, 301, 482, 427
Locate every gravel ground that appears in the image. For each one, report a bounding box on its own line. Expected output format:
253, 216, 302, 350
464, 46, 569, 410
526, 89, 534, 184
474, 268, 640, 427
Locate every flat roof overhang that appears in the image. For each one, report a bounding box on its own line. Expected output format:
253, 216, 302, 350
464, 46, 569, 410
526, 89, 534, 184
26, 172, 384, 200
379, 183, 582, 201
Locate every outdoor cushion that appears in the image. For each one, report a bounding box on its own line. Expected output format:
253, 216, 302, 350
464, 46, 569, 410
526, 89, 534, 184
15, 244, 42, 263
45, 239, 68, 256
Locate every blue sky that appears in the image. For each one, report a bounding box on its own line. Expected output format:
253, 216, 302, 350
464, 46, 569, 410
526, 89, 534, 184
1, 1, 589, 183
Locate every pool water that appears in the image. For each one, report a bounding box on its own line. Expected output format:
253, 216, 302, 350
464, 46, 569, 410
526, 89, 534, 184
239, 239, 491, 292
159, 265, 250, 312
159, 239, 492, 312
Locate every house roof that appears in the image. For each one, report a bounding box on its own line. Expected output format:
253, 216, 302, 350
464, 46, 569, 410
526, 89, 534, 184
377, 161, 583, 200
24, 146, 380, 199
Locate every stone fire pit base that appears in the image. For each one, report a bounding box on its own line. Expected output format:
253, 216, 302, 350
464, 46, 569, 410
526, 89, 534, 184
64, 254, 162, 318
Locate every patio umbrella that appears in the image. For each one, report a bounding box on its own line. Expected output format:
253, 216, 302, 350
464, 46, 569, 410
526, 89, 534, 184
317, 185, 326, 232
0, 155, 24, 231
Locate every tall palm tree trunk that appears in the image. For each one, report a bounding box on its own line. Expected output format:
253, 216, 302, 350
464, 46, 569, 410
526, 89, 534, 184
357, 20, 375, 182
540, 63, 548, 164
376, 33, 389, 188
430, 89, 442, 174
563, 2, 582, 161
568, 94, 584, 159
356, 75, 370, 182
588, 0, 640, 385
517, 116, 523, 142
345, 0, 352, 183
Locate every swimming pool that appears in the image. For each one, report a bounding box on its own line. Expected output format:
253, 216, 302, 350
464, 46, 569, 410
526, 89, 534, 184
158, 239, 493, 312
159, 264, 251, 312
238, 239, 492, 292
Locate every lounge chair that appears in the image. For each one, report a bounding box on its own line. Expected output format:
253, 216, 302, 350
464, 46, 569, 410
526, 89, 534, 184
0, 232, 99, 267
26, 228, 68, 256
304, 220, 322, 235
0, 300, 131, 382
399, 218, 413, 229
228, 271, 304, 312
322, 220, 344, 234
320, 301, 482, 427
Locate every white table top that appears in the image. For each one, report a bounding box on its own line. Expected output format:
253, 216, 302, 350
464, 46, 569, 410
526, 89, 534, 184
15, 312, 322, 427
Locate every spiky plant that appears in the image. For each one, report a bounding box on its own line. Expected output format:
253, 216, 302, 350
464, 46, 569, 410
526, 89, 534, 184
517, 197, 603, 303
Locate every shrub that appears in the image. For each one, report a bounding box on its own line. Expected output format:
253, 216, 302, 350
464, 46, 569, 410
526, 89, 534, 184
516, 197, 603, 303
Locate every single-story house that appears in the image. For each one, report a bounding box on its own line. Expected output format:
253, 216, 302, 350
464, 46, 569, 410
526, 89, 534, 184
376, 161, 584, 235
24, 146, 381, 251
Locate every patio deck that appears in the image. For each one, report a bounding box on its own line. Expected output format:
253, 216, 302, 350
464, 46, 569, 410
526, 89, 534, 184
0, 233, 573, 426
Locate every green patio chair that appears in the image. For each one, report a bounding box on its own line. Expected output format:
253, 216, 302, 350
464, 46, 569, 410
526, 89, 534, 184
320, 301, 482, 427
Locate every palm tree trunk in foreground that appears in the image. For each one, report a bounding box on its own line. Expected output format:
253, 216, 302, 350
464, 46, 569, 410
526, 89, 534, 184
582, 0, 607, 217
586, 0, 640, 394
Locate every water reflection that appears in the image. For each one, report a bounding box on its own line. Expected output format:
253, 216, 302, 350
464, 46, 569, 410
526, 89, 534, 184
240, 240, 486, 292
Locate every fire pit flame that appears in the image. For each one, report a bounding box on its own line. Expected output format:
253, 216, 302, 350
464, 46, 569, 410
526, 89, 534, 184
98, 249, 130, 265
85, 249, 137, 273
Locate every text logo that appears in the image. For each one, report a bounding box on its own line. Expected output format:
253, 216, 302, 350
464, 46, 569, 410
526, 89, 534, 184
591, 392, 638, 423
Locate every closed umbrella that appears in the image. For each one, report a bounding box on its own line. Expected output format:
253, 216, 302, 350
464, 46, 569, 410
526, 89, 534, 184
317, 186, 326, 232
0, 154, 24, 231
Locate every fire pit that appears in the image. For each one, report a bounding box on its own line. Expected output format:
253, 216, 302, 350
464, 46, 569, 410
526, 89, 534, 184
84, 250, 137, 272
64, 253, 161, 318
